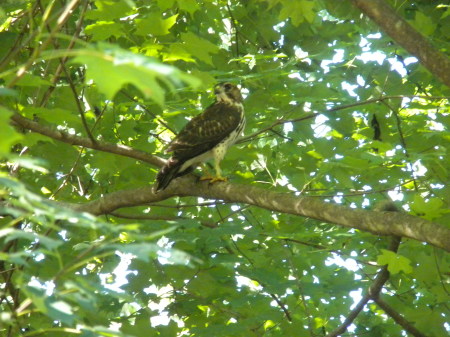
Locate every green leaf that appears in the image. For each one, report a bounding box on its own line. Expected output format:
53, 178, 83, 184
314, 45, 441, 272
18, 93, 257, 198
410, 195, 447, 220
85, 21, 124, 41
157, 0, 176, 11
0, 107, 22, 155
22, 107, 80, 126
413, 11, 436, 36
2, 1, 450, 335
377, 250, 413, 274
136, 13, 178, 36
279, 0, 316, 26
5, 73, 52, 87
299, 0, 316, 23
112, 243, 193, 265
0, 87, 18, 97
0, 32, 18, 60
24, 286, 75, 325
164, 43, 196, 62
70, 43, 201, 104
4, 229, 62, 250
177, 0, 199, 15
181, 32, 220, 65
5, 156, 49, 173
85, 0, 134, 20
47, 300, 75, 324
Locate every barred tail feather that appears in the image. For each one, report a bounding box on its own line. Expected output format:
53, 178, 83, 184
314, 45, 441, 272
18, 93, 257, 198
155, 159, 182, 192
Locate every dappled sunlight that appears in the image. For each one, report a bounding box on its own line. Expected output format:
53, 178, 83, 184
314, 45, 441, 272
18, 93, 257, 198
1, 0, 448, 336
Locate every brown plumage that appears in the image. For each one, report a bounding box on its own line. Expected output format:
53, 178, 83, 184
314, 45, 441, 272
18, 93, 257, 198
155, 83, 245, 192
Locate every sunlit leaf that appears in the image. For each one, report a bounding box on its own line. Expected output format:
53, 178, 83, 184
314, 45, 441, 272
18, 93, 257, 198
136, 13, 178, 36
70, 43, 201, 104
181, 32, 220, 65
377, 250, 413, 274
0, 107, 22, 155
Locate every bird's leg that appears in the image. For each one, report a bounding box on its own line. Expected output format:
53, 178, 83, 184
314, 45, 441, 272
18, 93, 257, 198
199, 160, 227, 183
210, 159, 227, 183
199, 164, 214, 181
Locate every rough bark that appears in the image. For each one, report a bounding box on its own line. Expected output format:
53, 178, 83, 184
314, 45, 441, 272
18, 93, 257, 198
73, 174, 450, 252
12, 113, 450, 252
351, 0, 450, 88
11, 113, 165, 167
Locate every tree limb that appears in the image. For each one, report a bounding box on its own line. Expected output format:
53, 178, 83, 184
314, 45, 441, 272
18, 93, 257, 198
326, 237, 401, 337
374, 297, 428, 337
10, 114, 450, 252
10, 113, 165, 167
108, 211, 185, 221
238, 95, 449, 144
72, 175, 450, 252
350, 0, 450, 88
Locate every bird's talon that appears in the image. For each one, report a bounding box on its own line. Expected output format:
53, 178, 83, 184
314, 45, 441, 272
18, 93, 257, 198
210, 176, 228, 184
200, 176, 228, 184
154, 82, 244, 191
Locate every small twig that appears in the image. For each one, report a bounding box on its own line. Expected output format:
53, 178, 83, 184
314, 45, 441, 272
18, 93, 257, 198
66, 72, 97, 143
379, 98, 418, 191
226, 2, 239, 56
268, 292, 293, 322
120, 90, 177, 134
7, 0, 82, 88
214, 204, 225, 223
0, 3, 40, 71
326, 236, 401, 337
238, 95, 450, 144
269, 128, 293, 141
230, 238, 293, 322
50, 148, 84, 198
49, 102, 107, 198
39, 0, 89, 107
213, 205, 250, 227
375, 298, 428, 337
285, 247, 315, 335
433, 248, 450, 295
304, 179, 417, 198
33, 4, 93, 144
11, 113, 165, 167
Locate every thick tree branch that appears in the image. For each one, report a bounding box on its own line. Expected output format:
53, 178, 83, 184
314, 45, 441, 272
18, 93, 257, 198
11, 113, 165, 167
10, 113, 450, 252
72, 175, 450, 252
350, 0, 450, 88
108, 211, 185, 221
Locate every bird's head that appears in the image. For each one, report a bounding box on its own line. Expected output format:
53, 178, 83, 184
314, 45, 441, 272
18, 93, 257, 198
214, 82, 243, 104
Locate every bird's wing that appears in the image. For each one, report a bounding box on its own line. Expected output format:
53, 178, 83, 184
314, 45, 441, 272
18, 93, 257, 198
166, 102, 243, 160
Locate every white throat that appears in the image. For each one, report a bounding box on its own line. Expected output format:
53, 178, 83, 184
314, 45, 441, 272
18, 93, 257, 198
215, 92, 243, 108
216, 91, 234, 104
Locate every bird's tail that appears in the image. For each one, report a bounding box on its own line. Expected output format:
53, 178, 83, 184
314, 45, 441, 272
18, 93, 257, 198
155, 159, 182, 192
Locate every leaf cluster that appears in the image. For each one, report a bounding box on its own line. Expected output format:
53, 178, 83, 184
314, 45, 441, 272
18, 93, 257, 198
0, 0, 449, 336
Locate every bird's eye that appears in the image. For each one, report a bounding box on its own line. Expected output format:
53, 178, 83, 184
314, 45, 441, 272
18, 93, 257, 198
224, 83, 232, 90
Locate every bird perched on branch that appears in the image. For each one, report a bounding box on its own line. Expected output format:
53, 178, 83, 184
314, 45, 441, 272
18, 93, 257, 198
154, 82, 245, 192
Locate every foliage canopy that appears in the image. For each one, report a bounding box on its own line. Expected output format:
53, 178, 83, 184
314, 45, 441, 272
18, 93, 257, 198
0, 0, 449, 336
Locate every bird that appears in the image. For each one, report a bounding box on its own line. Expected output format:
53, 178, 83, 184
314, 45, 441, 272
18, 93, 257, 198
154, 82, 245, 192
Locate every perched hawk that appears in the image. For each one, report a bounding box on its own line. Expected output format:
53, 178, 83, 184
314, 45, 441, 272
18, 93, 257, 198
155, 82, 245, 192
